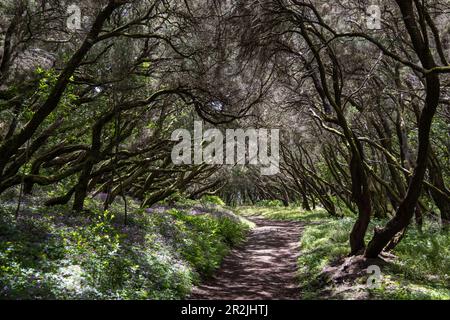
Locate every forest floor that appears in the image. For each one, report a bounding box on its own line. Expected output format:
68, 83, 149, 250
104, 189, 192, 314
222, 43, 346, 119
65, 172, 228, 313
190, 217, 305, 299
191, 206, 450, 300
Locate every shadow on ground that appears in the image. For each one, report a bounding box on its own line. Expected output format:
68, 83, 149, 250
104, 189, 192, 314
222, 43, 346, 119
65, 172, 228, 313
189, 217, 305, 300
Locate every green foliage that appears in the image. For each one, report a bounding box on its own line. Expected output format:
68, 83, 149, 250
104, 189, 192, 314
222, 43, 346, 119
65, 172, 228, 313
297, 217, 354, 298
237, 206, 329, 222
158, 192, 197, 206
238, 206, 450, 300
255, 199, 283, 207
370, 225, 450, 300
159, 208, 248, 277
0, 197, 249, 299
296, 215, 450, 300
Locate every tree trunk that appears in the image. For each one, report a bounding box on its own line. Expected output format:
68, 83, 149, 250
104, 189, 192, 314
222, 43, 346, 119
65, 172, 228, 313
428, 154, 450, 225
365, 0, 441, 258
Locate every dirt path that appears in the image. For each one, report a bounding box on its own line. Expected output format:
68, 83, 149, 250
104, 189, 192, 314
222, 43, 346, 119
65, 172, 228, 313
189, 217, 305, 300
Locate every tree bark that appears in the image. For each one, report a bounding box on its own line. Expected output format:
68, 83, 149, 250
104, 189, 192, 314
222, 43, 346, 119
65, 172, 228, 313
365, 0, 441, 258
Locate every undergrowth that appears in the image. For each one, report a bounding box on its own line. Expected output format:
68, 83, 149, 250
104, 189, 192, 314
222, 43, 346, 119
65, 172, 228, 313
238, 206, 450, 300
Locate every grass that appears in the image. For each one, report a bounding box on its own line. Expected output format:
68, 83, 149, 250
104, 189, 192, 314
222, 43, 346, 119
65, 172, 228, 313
236, 205, 329, 222
237, 206, 450, 300
2, 197, 448, 300
375, 226, 450, 299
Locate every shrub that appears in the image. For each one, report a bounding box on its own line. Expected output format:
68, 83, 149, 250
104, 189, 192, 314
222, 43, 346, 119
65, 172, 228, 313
255, 199, 283, 207
200, 195, 225, 206
0, 198, 249, 299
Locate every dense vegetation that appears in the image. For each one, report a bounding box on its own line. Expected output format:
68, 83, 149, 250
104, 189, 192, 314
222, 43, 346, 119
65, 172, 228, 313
0, 0, 449, 300
0, 193, 250, 299
239, 206, 449, 300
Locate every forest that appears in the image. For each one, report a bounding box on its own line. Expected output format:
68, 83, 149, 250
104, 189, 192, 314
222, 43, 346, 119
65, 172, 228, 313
0, 0, 449, 300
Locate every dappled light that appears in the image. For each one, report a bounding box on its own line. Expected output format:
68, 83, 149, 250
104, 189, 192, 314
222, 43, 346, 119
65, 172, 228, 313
0, 0, 449, 302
